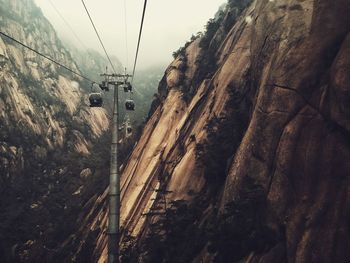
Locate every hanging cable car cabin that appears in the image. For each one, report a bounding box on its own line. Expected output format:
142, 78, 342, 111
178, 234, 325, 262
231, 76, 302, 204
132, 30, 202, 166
99, 81, 109, 91
125, 100, 135, 111
125, 123, 132, 137
89, 93, 103, 107
124, 82, 133, 92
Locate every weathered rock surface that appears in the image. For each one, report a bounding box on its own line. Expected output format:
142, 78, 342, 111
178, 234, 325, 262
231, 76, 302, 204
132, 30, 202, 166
0, 0, 110, 261
0, 0, 110, 188
58, 0, 350, 262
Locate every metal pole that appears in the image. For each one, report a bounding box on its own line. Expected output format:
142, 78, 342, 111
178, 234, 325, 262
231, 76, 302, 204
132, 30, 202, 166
108, 83, 120, 263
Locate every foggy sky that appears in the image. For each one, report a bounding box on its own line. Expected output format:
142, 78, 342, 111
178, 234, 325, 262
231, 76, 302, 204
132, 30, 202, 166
34, 0, 225, 70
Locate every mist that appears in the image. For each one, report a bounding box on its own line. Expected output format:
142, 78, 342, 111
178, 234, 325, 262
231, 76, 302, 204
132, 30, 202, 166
34, 0, 225, 71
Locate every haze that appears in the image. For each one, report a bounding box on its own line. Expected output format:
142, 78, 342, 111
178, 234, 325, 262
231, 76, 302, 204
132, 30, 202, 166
34, 0, 225, 70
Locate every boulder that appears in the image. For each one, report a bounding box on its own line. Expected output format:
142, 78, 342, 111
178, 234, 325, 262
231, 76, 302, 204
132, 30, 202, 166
80, 168, 92, 180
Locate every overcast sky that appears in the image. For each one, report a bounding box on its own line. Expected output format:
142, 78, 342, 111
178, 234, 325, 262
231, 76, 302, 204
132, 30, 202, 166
34, 0, 225, 70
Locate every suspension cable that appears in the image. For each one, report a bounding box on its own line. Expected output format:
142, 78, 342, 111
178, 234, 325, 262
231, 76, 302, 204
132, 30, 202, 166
80, 0, 118, 74
131, 0, 148, 83
0, 31, 96, 83
123, 0, 129, 70
48, 0, 90, 52
48, 0, 107, 80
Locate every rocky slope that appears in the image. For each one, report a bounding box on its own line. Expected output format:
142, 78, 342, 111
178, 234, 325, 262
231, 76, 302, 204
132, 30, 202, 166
59, 0, 350, 262
0, 0, 110, 261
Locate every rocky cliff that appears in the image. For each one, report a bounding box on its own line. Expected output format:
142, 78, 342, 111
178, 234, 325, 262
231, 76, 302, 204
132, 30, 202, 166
0, 0, 110, 261
58, 0, 350, 262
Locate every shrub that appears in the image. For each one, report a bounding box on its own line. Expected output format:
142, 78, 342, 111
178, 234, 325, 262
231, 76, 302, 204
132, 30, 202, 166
136, 199, 208, 263
207, 177, 276, 262
172, 34, 201, 59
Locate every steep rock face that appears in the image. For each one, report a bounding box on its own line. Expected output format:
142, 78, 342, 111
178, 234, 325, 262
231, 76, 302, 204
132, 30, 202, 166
221, 0, 350, 262
0, 0, 110, 190
0, 0, 109, 153
69, 0, 350, 262
0, 0, 110, 261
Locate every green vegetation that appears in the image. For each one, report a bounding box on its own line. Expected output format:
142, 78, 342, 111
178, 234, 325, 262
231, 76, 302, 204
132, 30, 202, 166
0, 2, 22, 24
192, 0, 253, 87
124, 176, 275, 263
228, 0, 252, 10
29, 85, 61, 107
207, 176, 276, 262
195, 81, 251, 193
122, 198, 209, 263
127, 67, 163, 124
172, 34, 202, 59
165, 1, 253, 105
191, 8, 226, 87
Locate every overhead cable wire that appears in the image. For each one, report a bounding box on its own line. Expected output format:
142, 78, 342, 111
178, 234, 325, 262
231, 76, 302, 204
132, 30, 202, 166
48, 0, 90, 52
131, 0, 148, 83
48, 0, 107, 82
0, 31, 96, 83
123, 0, 129, 70
80, 0, 118, 74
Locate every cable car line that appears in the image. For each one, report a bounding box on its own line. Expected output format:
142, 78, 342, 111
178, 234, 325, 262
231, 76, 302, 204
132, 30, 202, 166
131, 0, 148, 83
48, 0, 90, 53
47, 0, 105, 78
123, 0, 129, 69
80, 0, 118, 74
0, 31, 96, 84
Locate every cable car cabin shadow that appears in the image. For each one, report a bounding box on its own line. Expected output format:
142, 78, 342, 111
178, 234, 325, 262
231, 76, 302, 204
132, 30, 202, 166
125, 100, 135, 111
89, 93, 103, 107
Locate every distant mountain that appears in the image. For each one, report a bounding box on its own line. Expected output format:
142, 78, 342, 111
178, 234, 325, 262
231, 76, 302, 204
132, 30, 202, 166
65, 42, 122, 83
126, 67, 163, 123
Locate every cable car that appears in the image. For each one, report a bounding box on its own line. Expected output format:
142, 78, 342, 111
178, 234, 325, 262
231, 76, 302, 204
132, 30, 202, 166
99, 81, 109, 91
125, 100, 135, 111
89, 93, 103, 107
122, 84, 128, 92
126, 123, 132, 137
127, 83, 132, 92
121, 83, 132, 92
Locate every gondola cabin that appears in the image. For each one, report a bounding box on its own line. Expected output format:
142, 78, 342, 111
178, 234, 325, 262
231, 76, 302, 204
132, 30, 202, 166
122, 84, 128, 92
99, 81, 109, 91
89, 93, 103, 107
125, 100, 135, 111
122, 83, 133, 92
127, 83, 132, 92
